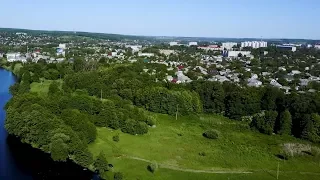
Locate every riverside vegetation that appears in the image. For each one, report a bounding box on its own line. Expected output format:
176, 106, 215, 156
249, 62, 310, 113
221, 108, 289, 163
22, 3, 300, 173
2, 59, 320, 179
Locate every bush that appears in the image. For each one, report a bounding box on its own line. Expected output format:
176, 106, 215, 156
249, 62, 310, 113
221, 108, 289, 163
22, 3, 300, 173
147, 162, 158, 173
146, 116, 156, 126
203, 129, 219, 139
114, 172, 123, 180
113, 134, 120, 142
121, 119, 148, 135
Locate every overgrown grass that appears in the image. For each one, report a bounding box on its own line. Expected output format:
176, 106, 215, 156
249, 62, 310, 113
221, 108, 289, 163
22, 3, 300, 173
89, 113, 320, 180
30, 79, 63, 95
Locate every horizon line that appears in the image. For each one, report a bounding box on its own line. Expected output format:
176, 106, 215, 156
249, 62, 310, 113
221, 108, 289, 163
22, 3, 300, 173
0, 27, 319, 41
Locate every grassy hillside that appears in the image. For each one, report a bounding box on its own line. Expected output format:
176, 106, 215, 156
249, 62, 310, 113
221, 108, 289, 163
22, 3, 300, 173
29, 81, 320, 179
89, 114, 320, 180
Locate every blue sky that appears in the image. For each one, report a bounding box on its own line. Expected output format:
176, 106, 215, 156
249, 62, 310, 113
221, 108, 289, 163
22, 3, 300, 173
1, 0, 319, 39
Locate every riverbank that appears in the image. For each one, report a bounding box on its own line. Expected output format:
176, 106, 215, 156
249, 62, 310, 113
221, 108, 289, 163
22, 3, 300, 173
0, 68, 96, 180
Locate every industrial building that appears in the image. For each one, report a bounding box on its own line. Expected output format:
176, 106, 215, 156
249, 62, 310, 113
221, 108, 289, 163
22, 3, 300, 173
276, 45, 297, 52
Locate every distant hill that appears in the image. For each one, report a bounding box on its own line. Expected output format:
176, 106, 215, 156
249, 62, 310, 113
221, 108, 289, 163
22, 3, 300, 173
0, 27, 318, 44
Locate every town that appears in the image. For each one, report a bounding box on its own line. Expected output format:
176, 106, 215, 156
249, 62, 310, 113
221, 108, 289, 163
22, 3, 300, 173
1, 29, 320, 95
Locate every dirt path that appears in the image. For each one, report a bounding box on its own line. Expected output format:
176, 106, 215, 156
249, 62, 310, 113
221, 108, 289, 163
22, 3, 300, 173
121, 155, 253, 174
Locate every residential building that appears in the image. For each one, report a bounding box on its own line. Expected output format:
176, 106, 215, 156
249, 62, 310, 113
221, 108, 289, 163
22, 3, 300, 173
270, 79, 282, 88
125, 45, 142, 52
169, 42, 178, 46
241, 41, 267, 49
6, 53, 27, 62
227, 51, 251, 58
247, 78, 262, 87
198, 45, 222, 51
59, 44, 67, 49
315, 44, 320, 49
160, 49, 175, 56
138, 53, 155, 57
189, 42, 198, 46
300, 79, 309, 86
222, 42, 237, 50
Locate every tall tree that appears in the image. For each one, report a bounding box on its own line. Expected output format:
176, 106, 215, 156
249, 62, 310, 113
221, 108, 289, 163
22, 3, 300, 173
278, 110, 292, 135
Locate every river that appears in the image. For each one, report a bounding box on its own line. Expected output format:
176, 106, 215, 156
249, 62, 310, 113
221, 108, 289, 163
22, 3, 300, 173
0, 68, 95, 180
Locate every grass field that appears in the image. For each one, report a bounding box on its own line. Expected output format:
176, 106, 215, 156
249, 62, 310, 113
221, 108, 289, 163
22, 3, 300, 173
30, 79, 62, 95
89, 114, 320, 180
29, 81, 320, 179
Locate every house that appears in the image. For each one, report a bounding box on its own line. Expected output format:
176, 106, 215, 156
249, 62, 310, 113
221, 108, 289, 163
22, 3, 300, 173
160, 49, 175, 56
262, 72, 271, 76
291, 70, 301, 75
209, 75, 230, 83
208, 69, 219, 75
194, 66, 208, 75
270, 79, 282, 88
299, 79, 309, 86
278, 67, 286, 71
177, 65, 184, 70
247, 77, 262, 87
138, 53, 154, 57
280, 86, 291, 94
176, 71, 192, 83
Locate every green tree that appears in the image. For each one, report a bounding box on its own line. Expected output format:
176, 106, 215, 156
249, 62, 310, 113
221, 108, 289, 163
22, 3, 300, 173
278, 110, 292, 135
50, 139, 68, 161
22, 71, 32, 83
74, 149, 93, 168
301, 113, 320, 142
264, 111, 278, 135
48, 81, 61, 96
94, 152, 109, 173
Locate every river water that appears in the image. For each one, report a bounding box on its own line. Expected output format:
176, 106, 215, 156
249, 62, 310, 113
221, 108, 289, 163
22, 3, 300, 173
0, 68, 94, 180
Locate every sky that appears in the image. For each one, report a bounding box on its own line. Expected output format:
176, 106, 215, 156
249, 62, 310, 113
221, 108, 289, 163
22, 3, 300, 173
1, 0, 320, 39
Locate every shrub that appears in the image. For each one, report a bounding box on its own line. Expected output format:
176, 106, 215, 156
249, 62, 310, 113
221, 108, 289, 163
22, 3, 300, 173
146, 116, 156, 126
147, 162, 158, 173
113, 134, 120, 142
121, 120, 148, 135
114, 172, 123, 180
203, 129, 219, 139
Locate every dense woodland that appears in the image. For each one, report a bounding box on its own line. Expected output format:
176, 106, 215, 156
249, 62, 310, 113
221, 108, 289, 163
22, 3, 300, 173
3, 57, 320, 175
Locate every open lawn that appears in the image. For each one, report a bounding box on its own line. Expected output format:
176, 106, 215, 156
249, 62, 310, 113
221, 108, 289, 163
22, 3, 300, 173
30, 79, 62, 95
89, 114, 320, 180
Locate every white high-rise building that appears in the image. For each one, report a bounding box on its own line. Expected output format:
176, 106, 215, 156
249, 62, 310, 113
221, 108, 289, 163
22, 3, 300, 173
222, 42, 238, 50
241, 41, 267, 49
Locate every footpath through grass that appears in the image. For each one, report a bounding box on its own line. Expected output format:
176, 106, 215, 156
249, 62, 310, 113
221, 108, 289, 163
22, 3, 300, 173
89, 114, 320, 180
